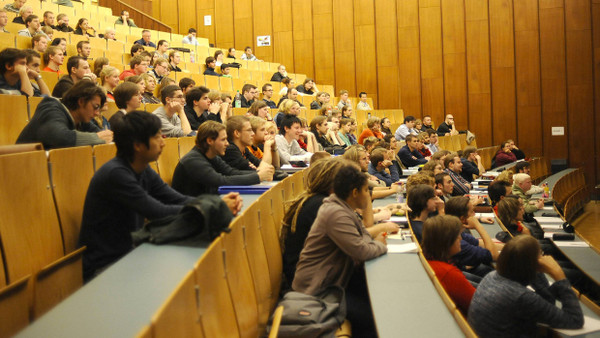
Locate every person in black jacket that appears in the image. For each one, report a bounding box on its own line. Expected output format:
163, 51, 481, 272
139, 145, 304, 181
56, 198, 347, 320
507, 139, 526, 160
222, 115, 275, 176
183, 86, 215, 130
203, 56, 220, 77
270, 64, 288, 82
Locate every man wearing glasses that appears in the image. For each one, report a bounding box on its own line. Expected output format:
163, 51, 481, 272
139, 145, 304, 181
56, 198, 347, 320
262, 83, 276, 108
151, 84, 193, 137
17, 80, 113, 149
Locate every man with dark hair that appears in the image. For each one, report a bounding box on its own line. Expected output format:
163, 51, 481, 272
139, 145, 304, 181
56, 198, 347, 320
427, 129, 440, 153
119, 54, 148, 80
460, 147, 485, 183
17, 80, 112, 148
41, 11, 55, 28
275, 115, 311, 164
182, 27, 199, 46
55, 13, 74, 32
17, 14, 40, 37
31, 33, 48, 53
152, 84, 192, 137
76, 40, 91, 59
435, 172, 454, 202
24, 49, 50, 96
108, 82, 142, 127
52, 56, 96, 98
241, 46, 258, 61
134, 29, 156, 47
422, 115, 435, 132
240, 83, 257, 108
203, 56, 219, 77
79, 111, 242, 281
488, 181, 512, 209
356, 91, 372, 110
398, 134, 428, 168
172, 120, 264, 195
168, 50, 182, 72
130, 44, 144, 57
444, 153, 472, 196
178, 77, 195, 96
262, 83, 276, 108
115, 10, 137, 27
394, 115, 417, 141
222, 115, 275, 178
367, 147, 394, 186
184, 86, 222, 130
0, 47, 35, 96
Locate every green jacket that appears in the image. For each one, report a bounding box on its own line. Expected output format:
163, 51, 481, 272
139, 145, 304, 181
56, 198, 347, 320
512, 184, 539, 214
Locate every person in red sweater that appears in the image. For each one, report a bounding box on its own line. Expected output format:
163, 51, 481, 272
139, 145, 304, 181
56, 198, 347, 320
422, 215, 476, 315
358, 116, 383, 144
494, 140, 517, 167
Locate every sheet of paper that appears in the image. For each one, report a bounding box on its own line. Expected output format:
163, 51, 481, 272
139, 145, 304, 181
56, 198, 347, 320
542, 206, 555, 211
476, 213, 496, 218
387, 243, 418, 253
386, 216, 407, 223
553, 241, 589, 248
553, 315, 600, 336
534, 217, 564, 224
541, 224, 564, 231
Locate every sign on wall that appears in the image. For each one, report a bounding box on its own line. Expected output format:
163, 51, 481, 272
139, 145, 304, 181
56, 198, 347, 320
257, 35, 271, 47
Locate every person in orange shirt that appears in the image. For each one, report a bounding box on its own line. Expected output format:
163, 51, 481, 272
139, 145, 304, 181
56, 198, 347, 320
42, 45, 64, 75
358, 116, 383, 144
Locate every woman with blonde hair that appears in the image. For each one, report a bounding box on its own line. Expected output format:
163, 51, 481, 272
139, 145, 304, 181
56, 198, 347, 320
99, 66, 120, 101
274, 99, 301, 127
140, 73, 160, 104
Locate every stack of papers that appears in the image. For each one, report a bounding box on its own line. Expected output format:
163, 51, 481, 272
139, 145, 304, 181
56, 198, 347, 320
553, 315, 600, 335
387, 243, 418, 253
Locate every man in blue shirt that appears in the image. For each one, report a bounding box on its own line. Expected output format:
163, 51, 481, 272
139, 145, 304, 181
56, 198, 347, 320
134, 30, 156, 48
398, 134, 428, 168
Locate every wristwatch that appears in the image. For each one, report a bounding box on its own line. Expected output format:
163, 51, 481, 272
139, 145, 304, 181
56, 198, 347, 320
36, 75, 42, 80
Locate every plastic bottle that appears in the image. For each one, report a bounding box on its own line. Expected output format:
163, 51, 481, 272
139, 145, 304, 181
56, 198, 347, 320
190, 51, 195, 64
543, 183, 550, 198
234, 91, 241, 108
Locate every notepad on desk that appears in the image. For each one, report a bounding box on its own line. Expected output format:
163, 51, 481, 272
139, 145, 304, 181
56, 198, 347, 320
387, 242, 418, 254
386, 216, 408, 223
534, 216, 564, 224
552, 315, 600, 336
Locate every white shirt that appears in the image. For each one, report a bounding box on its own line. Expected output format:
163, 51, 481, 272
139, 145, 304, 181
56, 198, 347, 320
275, 134, 311, 164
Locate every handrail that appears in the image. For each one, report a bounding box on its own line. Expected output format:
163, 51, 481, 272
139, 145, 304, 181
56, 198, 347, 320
98, 0, 172, 33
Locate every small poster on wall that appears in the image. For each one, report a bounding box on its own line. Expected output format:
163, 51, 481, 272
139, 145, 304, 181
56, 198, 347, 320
204, 15, 211, 26
257, 35, 271, 47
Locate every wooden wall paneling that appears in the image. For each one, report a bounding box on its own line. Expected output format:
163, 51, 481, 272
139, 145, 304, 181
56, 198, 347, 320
233, 0, 254, 52
539, 3, 568, 161
374, 0, 398, 109
592, 1, 600, 183
488, 0, 516, 145
332, 0, 357, 95
177, 0, 197, 35
353, 0, 378, 106
272, 0, 295, 72
215, 0, 234, 48
292, 0, 315, 78
465, 0, 492, 147
252, 0, 273, 62
196, 0, 216, 45
441, 0, 467, 130
397, 0, 422, 117
513, 0, 542, 156
157, 0, 178, 33
565, 0, 596, 183
418, 1, 445, 125
312, 0, 335, 88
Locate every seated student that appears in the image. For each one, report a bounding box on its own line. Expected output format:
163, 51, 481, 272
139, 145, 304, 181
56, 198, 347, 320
134, 30, 156, 47
380, 117, 392, 136
0, 48, 35, 96
226, 47, 236, 59
78, 111, 242, 281
3, 0, 23, 13
468, 235, 583, 337
140, 73, 160, 104
247, 116, 280, 167
383, 134, 404, 175
203, 56, 220, 77
17, 80, 113, 148
367, 147, 396, 186
511, 173, 544, 214
488, 180, 512, 211
275, 115, 312, 164
240, 83, 257, 108
172, 121, 266, 195
460, 146, 485, 183
206, 90, 230, 123
152, 84, 192, 137
24, 49, 50, 97
507, 138, 526, 160
149, 58, 170, 83
240, 46, 258, 61
220, 63, 232, 77
261, 83, 277, 108
17, 14, 40, 37
213, 50, 224, 67
342, 145, 400, 199
108, 82, 142, 127
100, 28, 116, 40
0, 9, 9, 33
248, 100, 272, 121
296, 78, 316, 95
183, 86, 211, 130
443, 153, 471, 196
427, 130, 440, 153
445, 196, 499, 281
423, 160, 444, 175
394, 115, 418, 141
55, 13, 74, 32
42, 45, 64, 74
358, 116, 383, 144
292, 162, 388, 337
76, 40, 91, 60
309, 115, 334, 152
41, 10, 56, 29
340, 105, 352, 118
155, 39, 169, 59
494, 140, 517, 167
326, 115, 344, 146
182, 28, 199, 45
336, 89, 351, 109
435, 172, 454, 203
422, 215, 476, 315
416, 134, 432, 158
407, 184, 445, 242
120, 55, 149, 80
274, 99, 301, 128
398, 134, 428, 168
270, 64, 288, 82
310, 91, 329, 110
356, 91, 372, 110
73, 18, 95, 37
115, 10, 137, 27
514, 161, 544, 195
178, 77, 195, 97
338, 118, 353, 147
221, 115, 275, 176
168, 50, 182, 72
278, 77, 294, 96
12, 5, 32, 24
130, 44, 144, 57
497, 197, 531, 238
437, 114, 458, 136
52, 56, 96, 98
